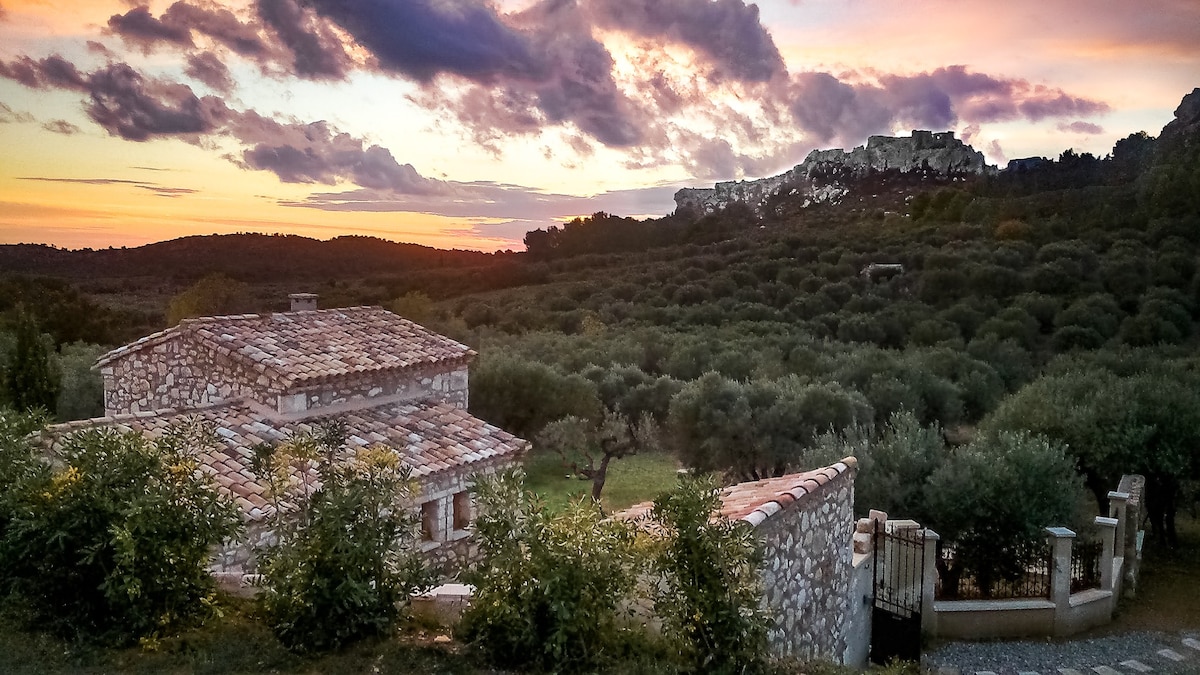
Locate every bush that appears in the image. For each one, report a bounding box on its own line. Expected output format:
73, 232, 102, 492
651, 474, 769, 674
0, 421, 240, 644
460, 470, 638, 673
254, 426, 434, 652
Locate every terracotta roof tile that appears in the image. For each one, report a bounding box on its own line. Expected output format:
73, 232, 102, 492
95, 307, 474, 386
41, 399, 527, 523
613, 458, 857, 529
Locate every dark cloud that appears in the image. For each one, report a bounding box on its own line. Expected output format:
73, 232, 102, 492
107, 6, 195, 49
185, 52, 234, 92
588, 0, 785, 82
0, 55, 88, 90
304, 0, 537, 82
42, 119, 82, 134
84, 63, 228, 141
256, 0, 350, 79
0, 101, 34, 123
1057, 120, 1105, 135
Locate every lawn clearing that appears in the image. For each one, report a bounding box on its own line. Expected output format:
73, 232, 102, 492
1105, 512, 1200, 632
522, 451, 682, 512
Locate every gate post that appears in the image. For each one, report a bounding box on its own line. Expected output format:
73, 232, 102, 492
1107, 491, 1129, 558
1046, 526, 1075, 637
921, 528, 939, 636
1094, 516, 1118, 594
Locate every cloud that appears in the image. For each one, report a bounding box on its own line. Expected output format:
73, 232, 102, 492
42, 119, 82, 134
588, 0, 785, 82
185, 51, 234, 92
304, 0, 537, 82
224, 109, 447, 191
987, 140, 1007, 165
310, 0, 642, 147
255, 0, 351, 79
0, 55, 445, 190
107, 6, 195, 50
287, 181, 681, 224
0, 101, 34, 123
165, 2, 270, 57
0, 55, 88, 90
783, 66, 1110, 148
1056, 120, 1105, 135
18, 176, 199, 198
85, 62, 228, 140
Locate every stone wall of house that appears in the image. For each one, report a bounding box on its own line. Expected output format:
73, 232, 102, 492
101, 339, 280, 416
757, 466, 856, 661
209, 454, 514, 591
283, 364, 470, 415
415, 455, 509, 577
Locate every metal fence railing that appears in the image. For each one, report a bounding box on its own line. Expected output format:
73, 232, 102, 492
935, 540, 1053, 600
1070, 540, 1104, 593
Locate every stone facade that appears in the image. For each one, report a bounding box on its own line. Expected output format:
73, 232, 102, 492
99, 334, 273, 415
755, 464, 856, 661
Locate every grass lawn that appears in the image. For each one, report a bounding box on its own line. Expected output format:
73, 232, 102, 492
522, 450, 683, 513
1104, 512, 1200, 632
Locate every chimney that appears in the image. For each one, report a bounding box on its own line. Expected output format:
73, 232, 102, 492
289, 293, 318, 312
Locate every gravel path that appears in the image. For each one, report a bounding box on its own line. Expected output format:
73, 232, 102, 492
922, 631, 1200, 674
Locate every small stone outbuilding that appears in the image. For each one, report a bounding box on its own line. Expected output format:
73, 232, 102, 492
42, 298, 527, 577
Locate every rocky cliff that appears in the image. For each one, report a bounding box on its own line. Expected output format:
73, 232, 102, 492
675, 130, 994, 215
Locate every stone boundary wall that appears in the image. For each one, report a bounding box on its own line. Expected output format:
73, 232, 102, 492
922, 475, 1144, 639
757, 463, 856, 661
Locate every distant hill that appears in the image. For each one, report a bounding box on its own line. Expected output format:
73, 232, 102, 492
0, 234, 499, 282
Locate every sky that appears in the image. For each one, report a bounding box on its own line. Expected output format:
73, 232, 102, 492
0, 0, 1197, 252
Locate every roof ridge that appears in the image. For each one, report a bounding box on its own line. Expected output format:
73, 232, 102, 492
94, 324, 182, 369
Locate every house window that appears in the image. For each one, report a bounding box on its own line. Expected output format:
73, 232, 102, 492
421, 500, 438, 541
453, 491, 471, 530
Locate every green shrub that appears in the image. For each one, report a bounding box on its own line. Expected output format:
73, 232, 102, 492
460, 469, 639, 673
0, 420, 240, 644
254, 426, 433, 652
651, 474, 769, 674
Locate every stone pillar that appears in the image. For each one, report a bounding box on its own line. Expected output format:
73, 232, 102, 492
1107, 491, 1130, 556
1094, 516, 1118, 593
921, 528, 940, 636
1046, 526, 1075, 636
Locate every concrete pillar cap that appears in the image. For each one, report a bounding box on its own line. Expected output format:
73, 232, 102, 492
1094, 516, 1118, 527
1045, 526, 1076, 538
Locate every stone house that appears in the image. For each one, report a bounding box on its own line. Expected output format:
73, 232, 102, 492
615, 457, 867, 666
42, 295, 528, 577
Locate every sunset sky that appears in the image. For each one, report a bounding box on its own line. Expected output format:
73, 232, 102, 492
1, 0, 1197, 252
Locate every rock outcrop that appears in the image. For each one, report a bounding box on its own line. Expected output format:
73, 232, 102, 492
675, 130, 994, 216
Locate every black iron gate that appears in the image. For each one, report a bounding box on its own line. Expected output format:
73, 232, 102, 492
870, 520, 925, 665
